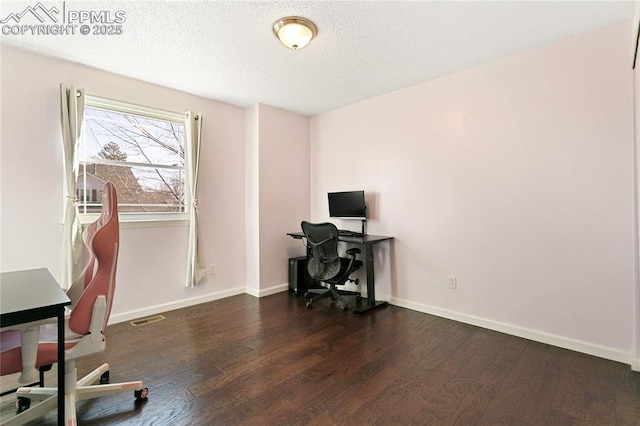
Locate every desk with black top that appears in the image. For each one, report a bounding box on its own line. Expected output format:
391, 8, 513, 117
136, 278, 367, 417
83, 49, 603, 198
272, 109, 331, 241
1, 268, 71, 425
287, 232, 393, 315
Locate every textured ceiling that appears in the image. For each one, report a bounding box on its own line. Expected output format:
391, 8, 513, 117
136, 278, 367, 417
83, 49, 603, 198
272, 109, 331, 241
1, 1, 635, 115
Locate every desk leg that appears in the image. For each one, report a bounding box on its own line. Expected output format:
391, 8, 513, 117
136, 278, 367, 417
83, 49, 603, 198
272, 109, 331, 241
353, 243, 388, 315
57, 308, 65, 425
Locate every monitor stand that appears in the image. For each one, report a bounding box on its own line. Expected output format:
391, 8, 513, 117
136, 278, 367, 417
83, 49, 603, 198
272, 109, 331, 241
361, 219, 367, 236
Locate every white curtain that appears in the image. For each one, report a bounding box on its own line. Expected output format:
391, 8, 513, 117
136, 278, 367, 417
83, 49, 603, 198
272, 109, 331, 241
60, 84, 85, 289
185, 112, 207, 287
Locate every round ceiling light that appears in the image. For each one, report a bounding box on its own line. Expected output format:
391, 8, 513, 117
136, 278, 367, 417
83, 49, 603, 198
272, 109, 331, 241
273, 16, 317, 50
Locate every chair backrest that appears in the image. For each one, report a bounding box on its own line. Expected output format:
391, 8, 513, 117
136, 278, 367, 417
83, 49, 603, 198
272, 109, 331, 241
301, 221, 341, 281
67, 206, 101, 307
67, 182, 119, 336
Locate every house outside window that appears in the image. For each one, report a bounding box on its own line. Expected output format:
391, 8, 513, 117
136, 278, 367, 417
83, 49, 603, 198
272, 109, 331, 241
78, 96, 188, 221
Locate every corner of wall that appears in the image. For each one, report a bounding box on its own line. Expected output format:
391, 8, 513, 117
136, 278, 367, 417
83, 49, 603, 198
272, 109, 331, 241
245, 104, 260, 295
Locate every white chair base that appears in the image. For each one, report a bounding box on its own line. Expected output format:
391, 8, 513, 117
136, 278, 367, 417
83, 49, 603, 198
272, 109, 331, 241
3, 361, 145, 426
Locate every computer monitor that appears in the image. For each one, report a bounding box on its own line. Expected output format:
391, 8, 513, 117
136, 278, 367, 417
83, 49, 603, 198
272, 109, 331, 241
328, 190, 366, 219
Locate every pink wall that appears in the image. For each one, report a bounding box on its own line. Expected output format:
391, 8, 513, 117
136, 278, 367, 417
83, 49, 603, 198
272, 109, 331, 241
257, 104, 310, 292
245, 103, 311, 295
311, 22, 635, 357
1, 46, 247, 320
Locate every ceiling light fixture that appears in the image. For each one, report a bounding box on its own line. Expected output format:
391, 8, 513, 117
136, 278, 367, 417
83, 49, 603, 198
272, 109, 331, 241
273, 16, 317, 50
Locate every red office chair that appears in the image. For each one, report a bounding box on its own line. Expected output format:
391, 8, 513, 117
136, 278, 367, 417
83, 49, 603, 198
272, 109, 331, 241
0, 182, 147, 425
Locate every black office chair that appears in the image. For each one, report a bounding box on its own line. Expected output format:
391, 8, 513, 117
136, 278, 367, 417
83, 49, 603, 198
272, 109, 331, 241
301, 221, 363, 311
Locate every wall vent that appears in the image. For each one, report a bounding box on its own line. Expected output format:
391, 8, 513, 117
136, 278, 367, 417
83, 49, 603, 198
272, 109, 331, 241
130, 315, 165, 327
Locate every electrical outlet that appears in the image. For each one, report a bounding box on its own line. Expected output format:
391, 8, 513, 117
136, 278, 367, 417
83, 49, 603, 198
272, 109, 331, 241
448, 276, 457, 290
208, 264, 216, 275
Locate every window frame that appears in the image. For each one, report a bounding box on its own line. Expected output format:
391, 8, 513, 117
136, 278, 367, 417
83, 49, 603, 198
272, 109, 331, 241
78, 95, 189, 225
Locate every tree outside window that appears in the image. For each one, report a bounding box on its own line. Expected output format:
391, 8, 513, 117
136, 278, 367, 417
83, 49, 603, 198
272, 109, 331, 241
78, 100, 186, 216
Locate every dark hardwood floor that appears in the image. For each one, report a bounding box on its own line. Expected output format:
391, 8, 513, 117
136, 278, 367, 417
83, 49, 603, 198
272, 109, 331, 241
11, 293, 640, 425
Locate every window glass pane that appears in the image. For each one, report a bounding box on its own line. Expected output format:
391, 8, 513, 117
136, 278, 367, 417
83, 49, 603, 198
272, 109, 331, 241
83, 107, 184, 167
77, 163, 185, 213
78, 99, 188, 218
125, 166, 185, 213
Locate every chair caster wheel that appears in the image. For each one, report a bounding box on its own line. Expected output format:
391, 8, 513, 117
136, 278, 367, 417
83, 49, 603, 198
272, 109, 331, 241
100, 371, 110, 384
16, 396, 30, 414
135, 387, 149, 400
306, 301, 313, 309
341, 304, 349, 312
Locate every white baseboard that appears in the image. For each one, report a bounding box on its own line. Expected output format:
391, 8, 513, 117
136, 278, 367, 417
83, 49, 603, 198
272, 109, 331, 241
246, 283, 289, 298
245, 287, 260, 298
390, 297, 635, 367
108, 286, 245, 325
112, 283, 288, 325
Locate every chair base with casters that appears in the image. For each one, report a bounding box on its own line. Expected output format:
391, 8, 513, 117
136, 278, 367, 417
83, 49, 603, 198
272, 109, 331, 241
5, 361, 148, 426
1, 296, 149, 425
305, 278, 362, 312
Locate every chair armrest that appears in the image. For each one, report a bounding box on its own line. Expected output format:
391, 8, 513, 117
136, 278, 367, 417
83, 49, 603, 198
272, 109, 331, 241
332, 248, 362, 283
89, 296, 107, 344
68, 295, 107, 359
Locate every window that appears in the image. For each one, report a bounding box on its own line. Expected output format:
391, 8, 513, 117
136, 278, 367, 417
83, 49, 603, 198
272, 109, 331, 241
78, 96, 187, 221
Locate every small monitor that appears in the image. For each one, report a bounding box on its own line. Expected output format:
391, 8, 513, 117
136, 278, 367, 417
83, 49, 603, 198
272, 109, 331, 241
328, 190, 366, 219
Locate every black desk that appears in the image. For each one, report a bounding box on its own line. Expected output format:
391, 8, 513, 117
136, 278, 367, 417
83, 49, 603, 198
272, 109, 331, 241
287, 232, 393, 315
1, 268, 71, 425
